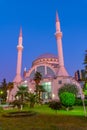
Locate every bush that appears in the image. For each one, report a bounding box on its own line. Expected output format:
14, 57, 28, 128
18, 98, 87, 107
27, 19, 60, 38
75, 98, 87, 106
60, 92, 75, 110
58, 84, 78, 97
49, 100, 62, 111
10, 100, 23, 109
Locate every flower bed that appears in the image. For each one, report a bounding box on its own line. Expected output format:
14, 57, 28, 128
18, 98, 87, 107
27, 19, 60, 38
2, 111, 37, 117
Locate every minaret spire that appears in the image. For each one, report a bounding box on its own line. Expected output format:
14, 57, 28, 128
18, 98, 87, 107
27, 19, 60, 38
56, 11, 61, 32
13, 27, 23, 83
19, 27, 22, 37
56, 11, 59, 22
55, 11, 69, 76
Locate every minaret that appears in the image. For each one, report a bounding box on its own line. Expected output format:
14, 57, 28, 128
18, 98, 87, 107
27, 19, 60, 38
55, 11, 69, 76
13, 27, 23, 83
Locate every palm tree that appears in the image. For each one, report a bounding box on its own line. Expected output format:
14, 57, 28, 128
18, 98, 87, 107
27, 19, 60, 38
14, 85, 29, 110
28, 93, 38, 108
33, 71, 43, 103
15, 85, 29, 103
34, 71, 42, 94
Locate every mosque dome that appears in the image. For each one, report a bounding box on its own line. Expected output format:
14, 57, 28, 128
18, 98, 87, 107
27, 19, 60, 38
37, 53, 58, 59
32, 53, 59, 67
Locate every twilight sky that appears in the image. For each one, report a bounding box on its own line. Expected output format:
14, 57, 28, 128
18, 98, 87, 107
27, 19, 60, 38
0, 0, 87, 82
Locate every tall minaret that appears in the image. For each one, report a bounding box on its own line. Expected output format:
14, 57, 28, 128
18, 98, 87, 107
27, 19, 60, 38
55, 11, 69, 76
14, 27, 23, 83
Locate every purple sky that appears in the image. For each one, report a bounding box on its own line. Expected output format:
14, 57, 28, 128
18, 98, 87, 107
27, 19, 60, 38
0, 0, 87, 82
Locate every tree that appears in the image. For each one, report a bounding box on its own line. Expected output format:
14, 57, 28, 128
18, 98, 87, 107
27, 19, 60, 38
7, 82, 14, 91
60, 92, 75, 111
83, 50, 87, 72
58, 83, 78, 97
0, 78, 7, 102
83, 50, 87, 97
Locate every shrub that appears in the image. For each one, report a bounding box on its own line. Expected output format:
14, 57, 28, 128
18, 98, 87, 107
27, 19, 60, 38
75, 98, 87, 106
10, 100, 23, 109
58, 84, 78, 97
60, 92, 75, 110
49, 100, 62, 111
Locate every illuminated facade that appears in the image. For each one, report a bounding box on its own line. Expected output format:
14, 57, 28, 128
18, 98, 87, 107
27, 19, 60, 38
23, 53, 81, 101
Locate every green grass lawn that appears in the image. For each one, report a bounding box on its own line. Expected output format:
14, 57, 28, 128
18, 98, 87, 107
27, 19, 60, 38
0, 105, 87, 130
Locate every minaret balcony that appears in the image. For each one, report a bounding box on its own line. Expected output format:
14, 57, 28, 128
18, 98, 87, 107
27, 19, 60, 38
17, 45, 23, 50
55, 32, 62, 39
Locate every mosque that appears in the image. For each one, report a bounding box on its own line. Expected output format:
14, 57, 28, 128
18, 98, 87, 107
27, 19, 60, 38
7, 12, 82, 102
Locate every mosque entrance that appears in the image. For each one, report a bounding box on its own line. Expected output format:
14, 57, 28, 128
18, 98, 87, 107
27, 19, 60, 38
42, 82, 52, 101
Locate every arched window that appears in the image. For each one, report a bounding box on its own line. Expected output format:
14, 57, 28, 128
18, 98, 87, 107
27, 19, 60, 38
37, 66, 45, 77
29, 65, 55, 79
47, 67, 55, 77
29, 69, 35, 79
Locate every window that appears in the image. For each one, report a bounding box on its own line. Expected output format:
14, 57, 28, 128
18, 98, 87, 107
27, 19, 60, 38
58, 80, 62, 84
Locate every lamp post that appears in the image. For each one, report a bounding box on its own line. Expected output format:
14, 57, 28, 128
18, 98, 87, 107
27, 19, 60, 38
81, 93, 86, 117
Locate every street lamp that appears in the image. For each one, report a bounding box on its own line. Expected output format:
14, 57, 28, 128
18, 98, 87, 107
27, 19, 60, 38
0, 90, 3, 95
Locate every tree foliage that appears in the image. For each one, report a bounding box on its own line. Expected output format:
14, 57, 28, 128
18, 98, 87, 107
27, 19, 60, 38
58, 83, 78, 97
59, 92, 75, 109
27, 93, 38, 108
83, 50, 87, 97
83, 50, 87, 71
7, 82, 14, 91
15, 85, 29, 103
34, 71, 42, 86
0, 78, 7, 102
34, 71, 42, 93
33, 71, 43, 103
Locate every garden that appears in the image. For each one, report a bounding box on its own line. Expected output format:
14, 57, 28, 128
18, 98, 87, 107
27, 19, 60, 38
0, 72, 87, 130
